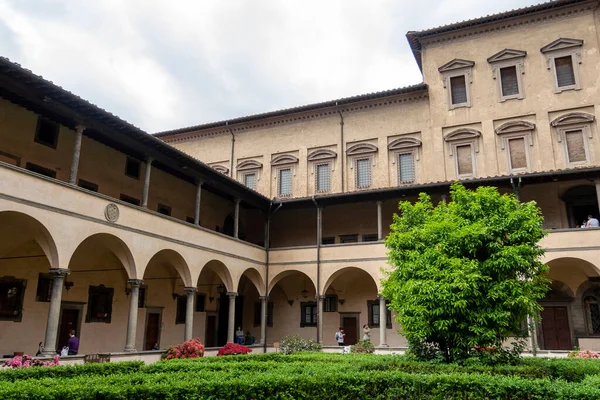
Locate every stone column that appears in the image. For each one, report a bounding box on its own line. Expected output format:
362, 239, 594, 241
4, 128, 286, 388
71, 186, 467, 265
194, 181, 203, 225
69, 125, 85, 185
124, 279, 143, 352
233, 199, 241, 238
141, 157, 153, 208
376, 201, 383, 241
41, 268, 69, 357
317, 295, 325, 344
378, 294, 388, 347
184, 287, 197, 342
259, 296, 268, 345
227, 292, 237, 343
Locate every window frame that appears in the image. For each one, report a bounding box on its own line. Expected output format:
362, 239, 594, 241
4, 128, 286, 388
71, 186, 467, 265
487, 49, 526, 102
444, 128, 481, 179
34, 117, 59, 149
277, 167, 293, 197
438, 59, 474, 110
323, 294, 338, 313
125, 157, 141, 180
138, 285, 147, 308
78, 179, 99, 192
243, 172, 257, 190
495, 121, 536, 174
25, 162, 57, 179
584, 295, 600, 335
308, 149, 337, 194
541, 38, 583, 93
86, 284, 114, 324
551, 112, 595, 167
339, 234, 359, 244
396, 151, 416, 185
157, 203, 172, 216
362, 233, 378, 242
367, 300, 392, 329
354, 157, 373, 190
300, 301, 317, 327
271, 154, 298, 198
322, 237, 335, 245
237, 159, 262, 190
314, 162, 332, 193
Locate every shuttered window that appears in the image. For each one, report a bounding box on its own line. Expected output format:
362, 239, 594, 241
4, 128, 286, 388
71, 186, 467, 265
315, 163, 330, 193
355, 158, 371, 188
500, 66, 519, 96
555, 56, 576, 87
508, 138, 527, 170
565, 130, 586, 163
278, 168, 292, 196
456, 145, 473, 176
450, 75, 467, 105
398, 153, 415, 184
244, 173, 256, 190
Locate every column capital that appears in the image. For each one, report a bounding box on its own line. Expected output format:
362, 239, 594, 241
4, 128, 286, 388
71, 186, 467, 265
317, 294, 326, 300
196, 179, 204, 187
376, 200, 382, 205
146, 156, 154, 164
377, 293, 386, 300
127, 279, 144, 287
49, 268, 70, 278
227, 291, 238, 298
259, 296, 269, 301
75, 125, 86, 134
184, 287, 198, 294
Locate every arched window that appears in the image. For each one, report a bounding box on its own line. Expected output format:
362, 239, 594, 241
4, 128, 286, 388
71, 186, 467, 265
584, 296, 600, 335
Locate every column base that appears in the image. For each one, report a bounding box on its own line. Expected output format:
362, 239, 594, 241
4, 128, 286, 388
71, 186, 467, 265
40, 350, 57, 358
377, 344, 389, 348
123, 346, 137, 353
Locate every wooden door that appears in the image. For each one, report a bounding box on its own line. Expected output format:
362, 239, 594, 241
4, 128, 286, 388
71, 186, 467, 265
57, 309, 79, 351
541, 307, 571, 350
145, 312, 160, 350
205, 315, 217, 347
342, 317, 358, 345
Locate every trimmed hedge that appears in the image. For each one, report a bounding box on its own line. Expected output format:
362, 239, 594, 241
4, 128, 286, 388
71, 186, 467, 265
0, 361, 144, 382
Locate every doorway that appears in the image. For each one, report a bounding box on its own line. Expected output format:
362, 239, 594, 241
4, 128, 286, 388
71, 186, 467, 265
541, 306, 572, 350
205, 312, 218, 347
339, 313, 360, 345
57, 303, 83, 352
144, 308, 162, 350
563, 185, 599, 228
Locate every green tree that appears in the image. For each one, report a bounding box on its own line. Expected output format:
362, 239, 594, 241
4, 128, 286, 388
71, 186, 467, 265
382, 183, 549, 363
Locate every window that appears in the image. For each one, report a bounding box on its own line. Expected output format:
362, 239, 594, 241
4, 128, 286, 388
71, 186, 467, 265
322, 237, 335, 245
157, 204, 171, 216
175, 295, 186, 324
278, 168, 292, 197
339, 234, 358, 244
34, 117, 59, 148
315, 163, 331, 193
565, 130, 586, 163
300, 301, 317, 327
253, 301, 274, 327
125, 157, 141, 179
495, 121, 535, 174
541, 38, 583, 93
195, 293, 206, 312
244, 173, 257, 190
36, 273, 52, 302
551, 112, 594, 167
186, 216, 195, 224
500, 66, 519, 96
450, 75, 467, 105
508, 138, 528, 171
444, 128, 481, 179
487, 49, 527, 102
323, 294, 337, 312
367, 300, 392, 329
362, 234, 378, 242
398, 153, 415, 184
86, 285, 114, 323
456, 144, 474, 176
0, 277, 26, 321
78, 179, 98, 192
120, 194, 140, 206
438, 59, 474, 109
138, 286, 147, 308
584, 296, 600, 335
355, 158, 371, 189
25, 162, 56, 178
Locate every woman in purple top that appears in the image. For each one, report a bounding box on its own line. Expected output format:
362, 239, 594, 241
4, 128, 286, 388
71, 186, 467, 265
66, 330, 79, 355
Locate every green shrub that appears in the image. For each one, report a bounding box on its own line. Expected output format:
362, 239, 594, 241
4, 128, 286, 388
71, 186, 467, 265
351, 339, 375, 354
0, 361, 144, 382
279, 334, 322, 355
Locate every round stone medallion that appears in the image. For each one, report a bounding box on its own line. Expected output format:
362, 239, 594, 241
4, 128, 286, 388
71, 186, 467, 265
104, 203, 120, 222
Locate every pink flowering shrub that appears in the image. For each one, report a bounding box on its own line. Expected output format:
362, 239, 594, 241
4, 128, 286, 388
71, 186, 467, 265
163, 338, 205, 360
2, 354, 60, 368
568, 350, 600, 359
217, 342, 252, 356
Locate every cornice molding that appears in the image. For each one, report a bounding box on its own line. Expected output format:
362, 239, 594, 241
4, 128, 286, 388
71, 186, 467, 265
551, 112, 595, 127
307, 149, 337, 161
210, 164, 229, 174
541, 37, 584, 53
388, 137, 422, 150
438, 58, 475, 72
487, 48, 527, 63
347, 142, 378, 156
444, 128, 481, 142
495, 120, 536, 134
236, 159, 263, 171
271, 154, 299, 166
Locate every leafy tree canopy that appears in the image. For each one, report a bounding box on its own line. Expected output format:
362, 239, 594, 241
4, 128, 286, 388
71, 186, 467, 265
382, 183, 549, 362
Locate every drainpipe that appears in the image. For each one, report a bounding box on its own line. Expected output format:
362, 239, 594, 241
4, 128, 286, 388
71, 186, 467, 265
264, 200, 282, 352
336, 103, 345, 193
312, 195, 322, 343
227, 122, 235, 178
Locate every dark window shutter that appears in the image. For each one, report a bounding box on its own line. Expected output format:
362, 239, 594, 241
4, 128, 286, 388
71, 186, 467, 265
450, 75, 467, 104
500, 66, 519, 96
555, 56, 575, 87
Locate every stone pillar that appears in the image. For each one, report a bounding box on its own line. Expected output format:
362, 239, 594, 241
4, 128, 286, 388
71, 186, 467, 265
184, 287, 197, 341
69, 125, 85, 185
378, 294, 388, 347
124, 279, 143, 352
41, 268, 69, 357
317, 295, 324, 344
259, 296, 268, 345
233, 199, 241, 238
141, 157, 153, 208
194, 181, 203, 225
376, 201, 383, 241
227, 292, 237, 343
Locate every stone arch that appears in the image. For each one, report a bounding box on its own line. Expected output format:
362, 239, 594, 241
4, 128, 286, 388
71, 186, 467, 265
143, 249, 193, 287
551, 112, 595, 127
0, 210, 59, 270
268, 269, 316, 296
322, 266, 379, 295
388, 137, 422, 151
68, 233, 136, 279
346, 143, 378, 156
236, 267, 265, 294
198, 259, 234, 292
495, 120, 536, 134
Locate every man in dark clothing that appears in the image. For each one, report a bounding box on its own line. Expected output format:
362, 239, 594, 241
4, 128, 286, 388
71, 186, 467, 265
66, 330, 79, 355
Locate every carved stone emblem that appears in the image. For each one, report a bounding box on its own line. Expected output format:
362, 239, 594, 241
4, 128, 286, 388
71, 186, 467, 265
104, 203, 119, 222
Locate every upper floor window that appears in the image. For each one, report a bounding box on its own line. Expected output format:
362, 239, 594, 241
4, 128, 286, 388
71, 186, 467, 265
120, 193, 141, 206
78, 179, 98, 192
347, 142, 378, 191
308, 148, 337, 194
355, 158, 371, 188
272, 153, 299, 198
237, 159, 262, 191
315, 163, 331, 193
388, 137, 421, 185
323, 294, 338, 312
444, 128, 481, 179
495, 120, 535, 174
26, 162, 56, 179
438, 59, 474, 109
300, 301, 317, 327
125, 157, 141, 179
34, 117, 59, 149
244, 173, 257, 190
487, 49, 526, 102
551, 112, 595, 166
157, 203, 171, 216
278, 168, 292, 197
541, 38, 583, 93
86, 284, 114, 323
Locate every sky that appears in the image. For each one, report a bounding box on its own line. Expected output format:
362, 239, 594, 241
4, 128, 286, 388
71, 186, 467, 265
0, 0, 542, 133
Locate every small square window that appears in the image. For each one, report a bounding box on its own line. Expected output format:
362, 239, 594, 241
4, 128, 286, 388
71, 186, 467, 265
500, 66, 519, 97
120, 194, 141, 206
25, 162, 56, 178
323, 295, 337, 312
195, 293, 206, 312
340, 234, 358, 244
125, 157, 141, 179
157, 204, 171, 216
315, 163, 330, 193
322, 237, 335, 245
36, 273, 52, 302
78, 179, 98, 192
555, 56, 576, 88
34, 117, 59, 148
367, 300, 392, 329
450, 75, 467, 105
355, 158, 371, 189
362, 234, 378, 242
398, 153, 415, 184
278, 168, 292, 197
244, 173, 257, 190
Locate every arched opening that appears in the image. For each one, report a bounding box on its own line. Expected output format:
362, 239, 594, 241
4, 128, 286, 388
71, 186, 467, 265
238, 269, 264, 346
65, 233, 136, 354
562, 185, 598, 228
142, 249, 192, 351
0, 211, 59, 356
197, 260, 233, 347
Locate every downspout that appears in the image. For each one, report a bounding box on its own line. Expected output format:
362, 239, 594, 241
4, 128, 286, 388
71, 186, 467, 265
264, 200, 282, 352
312, 195, 321, 343
227, 122, 235, 178
336, 102, 345, 193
